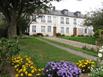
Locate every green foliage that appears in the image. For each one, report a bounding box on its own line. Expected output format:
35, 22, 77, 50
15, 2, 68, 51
89, 65, 103, 77
84, 10, 103, 32
0, 0, 61, 38
0, 38, 20, 76
63, 36, 96, 45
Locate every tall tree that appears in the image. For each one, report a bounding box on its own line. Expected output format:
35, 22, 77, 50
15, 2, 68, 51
84, 10, 103, 32
0, 0, 60, 38
84, 10, 103, 46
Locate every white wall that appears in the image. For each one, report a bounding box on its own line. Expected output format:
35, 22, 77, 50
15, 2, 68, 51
29, 14, 93, 36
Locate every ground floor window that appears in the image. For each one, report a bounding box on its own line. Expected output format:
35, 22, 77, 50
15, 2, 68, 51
47, 26, 51, 32
41, 26, 45, 32
61, 27, 64, 33
32, 25, 36, 32
66, 27, 69, 33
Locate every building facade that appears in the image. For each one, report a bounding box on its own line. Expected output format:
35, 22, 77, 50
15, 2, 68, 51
29, 9, 93, 36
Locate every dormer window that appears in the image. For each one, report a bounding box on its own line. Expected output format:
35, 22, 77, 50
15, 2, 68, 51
61, 9, 68, 15
74, 11, 81, 17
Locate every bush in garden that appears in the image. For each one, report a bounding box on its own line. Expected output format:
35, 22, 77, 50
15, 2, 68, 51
11, 55, 43, 77
56, 33, 61, 37
76, 59, 95, 73
89, 65, 103, 77
0, 38, 20, 76
43, 61, 81, 77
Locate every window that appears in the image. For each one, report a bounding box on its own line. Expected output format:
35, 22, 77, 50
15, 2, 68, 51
73, 18, 77, 25
60, 17, 64, 24
47, 16, 52, 23
32, 25, 36, 32
66, 27, 69, 33
41, 26, 45, 32
61, 27, 64, 33
66, 18, 69, 24
32, 15, 36, 21
47, 26, 51, 32
41, 16, 45, 22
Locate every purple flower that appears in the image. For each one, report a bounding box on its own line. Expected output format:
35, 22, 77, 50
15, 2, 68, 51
43, 61, 81, 77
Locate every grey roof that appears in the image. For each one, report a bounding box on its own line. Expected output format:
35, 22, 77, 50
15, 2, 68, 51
45, 9, 84, 18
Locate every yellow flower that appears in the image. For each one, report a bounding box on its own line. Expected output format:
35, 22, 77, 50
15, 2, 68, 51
31, 69, 35, 73
25, 71, 28, 75
36, 73, 41, 76
20, 73, 24, 76
16, 68, 19, 72
16, 74, 19, 77
28, 73, 32, 76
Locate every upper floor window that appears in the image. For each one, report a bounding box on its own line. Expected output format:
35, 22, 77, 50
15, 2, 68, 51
41, 16, 45, 22
32, 25, 36, 32
47, 26, 51, 32
66, 18, 69, 24
73, 18, 77, 25
32, 15, 36, 21
60, 17, 64, 24
41, 26, 45, 32
47, 16, 52, 23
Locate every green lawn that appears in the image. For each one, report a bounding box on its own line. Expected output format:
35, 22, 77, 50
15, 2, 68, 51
19, 37, 83, 68
42, 38, 97, 57
62, 36, 96, 45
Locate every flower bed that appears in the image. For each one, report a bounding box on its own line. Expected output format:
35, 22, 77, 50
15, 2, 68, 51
43, 61, 81, 77
11, 55, 43, 77
76, 60, 95, 73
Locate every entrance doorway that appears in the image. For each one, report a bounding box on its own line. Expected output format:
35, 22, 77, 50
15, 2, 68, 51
53, 27, 57, 36
73, 27, 77, 36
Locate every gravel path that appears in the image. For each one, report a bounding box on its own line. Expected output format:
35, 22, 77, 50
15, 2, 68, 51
37, 38, 97, 61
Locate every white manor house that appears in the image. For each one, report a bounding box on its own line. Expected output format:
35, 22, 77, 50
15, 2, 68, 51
29, 9, 93, 36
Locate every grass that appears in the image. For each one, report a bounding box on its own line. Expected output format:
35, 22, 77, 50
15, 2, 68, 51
19, 37, 83, 68
62, 36, 96, 45
42, 37, 97, 57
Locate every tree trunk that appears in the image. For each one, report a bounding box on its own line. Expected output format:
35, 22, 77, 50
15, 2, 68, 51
7, 12, 17, 38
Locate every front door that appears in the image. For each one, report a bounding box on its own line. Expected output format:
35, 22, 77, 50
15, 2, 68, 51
73, 27, 77, 36
53, 27, 57, 36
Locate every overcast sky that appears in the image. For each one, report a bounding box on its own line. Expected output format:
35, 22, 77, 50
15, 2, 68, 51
51, 0, 103, 14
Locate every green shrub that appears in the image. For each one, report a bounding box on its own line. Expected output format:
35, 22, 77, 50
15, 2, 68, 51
89, 65, 103, 77
56, 33, 61, 37
0, 38, 20, 76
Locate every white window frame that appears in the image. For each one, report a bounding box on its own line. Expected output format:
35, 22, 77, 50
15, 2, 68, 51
61, 27, 64, 33
41, 16, 45, 22
47, 16, 52, 23
60, 17, 64, 24
66, 27, 69, 33
73, 18, 77, 25
32, 25, 36, 32
41, 26, 45, 32
66, 18, 69, 24
47, 26, 51, 32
